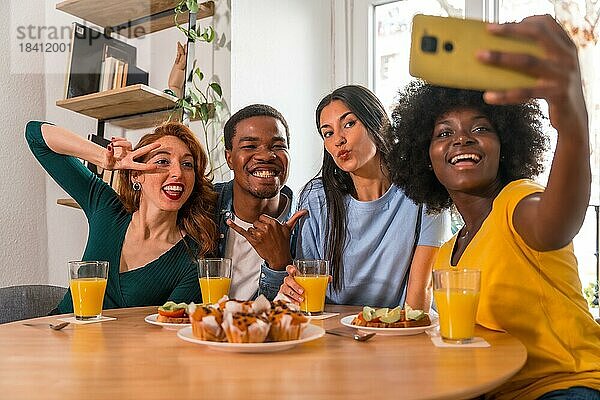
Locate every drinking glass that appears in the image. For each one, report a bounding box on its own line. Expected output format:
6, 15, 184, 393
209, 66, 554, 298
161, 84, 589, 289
293, 259, 329, 315
198, 258, 232, 304
68, 261, 109, 320
433, 269, 481, 344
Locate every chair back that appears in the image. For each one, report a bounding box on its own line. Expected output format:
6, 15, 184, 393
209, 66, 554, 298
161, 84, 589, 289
0, 285, 67, 324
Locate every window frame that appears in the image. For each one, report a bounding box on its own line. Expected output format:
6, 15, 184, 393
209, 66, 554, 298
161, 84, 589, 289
343, 0, 487, 89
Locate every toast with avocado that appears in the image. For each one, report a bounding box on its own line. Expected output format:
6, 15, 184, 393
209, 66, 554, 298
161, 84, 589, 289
351, 305, 431, 328
156, 301, 190, 324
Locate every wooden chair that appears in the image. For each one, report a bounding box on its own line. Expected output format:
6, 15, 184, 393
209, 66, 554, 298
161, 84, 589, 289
0, 285, 67, 324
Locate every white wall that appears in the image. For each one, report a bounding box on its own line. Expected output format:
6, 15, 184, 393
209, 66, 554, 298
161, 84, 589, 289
42, 2, 96, 286
231, 0, 332, 192
1, 1, 48, 286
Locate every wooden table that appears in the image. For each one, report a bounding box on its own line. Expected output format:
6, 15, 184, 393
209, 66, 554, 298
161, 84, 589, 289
0, 305, 526, 400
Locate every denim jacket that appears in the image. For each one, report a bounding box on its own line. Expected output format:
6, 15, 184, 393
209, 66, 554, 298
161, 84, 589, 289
214, 180, 297, 300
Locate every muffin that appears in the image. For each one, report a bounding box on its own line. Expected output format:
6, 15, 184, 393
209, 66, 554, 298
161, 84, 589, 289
266, 307, 309, 342
220, 299, 254, 314
221, 295, 272, 315
188, 302, 226, 342
271, 299, 300, 313
222, 312, 271, 343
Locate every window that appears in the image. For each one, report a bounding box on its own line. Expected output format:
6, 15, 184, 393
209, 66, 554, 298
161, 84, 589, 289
373, 0, 464, 109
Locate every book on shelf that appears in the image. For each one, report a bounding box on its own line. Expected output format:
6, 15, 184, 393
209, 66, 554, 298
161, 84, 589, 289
99, 56, 114, 92
121, 63, 129, 88
114, 60, 124, 90
125, 65, 149, 86
64, 23, 137, 98
100, 57, 127, 92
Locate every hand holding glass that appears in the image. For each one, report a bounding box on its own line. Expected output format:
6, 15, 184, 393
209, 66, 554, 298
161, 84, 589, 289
69, 261, 109, 320
198, 258, 232, 304
433, 269, 481, 344
293, 259, 329, 315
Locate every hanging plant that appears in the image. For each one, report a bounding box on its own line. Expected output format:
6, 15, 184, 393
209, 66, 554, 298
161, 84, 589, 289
170, 0, 227, 175
174, 1, 217, 43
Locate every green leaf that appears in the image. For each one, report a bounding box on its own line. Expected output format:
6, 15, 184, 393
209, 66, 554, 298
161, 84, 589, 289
197, 26, 215, 43
190, 90, 201, 105
207, 26, 216, 42
199, 103, 210, 122
194, 68, 204, 81
182, 102, 196, 118
186, 0, 199, 13
209, 83, 222, 97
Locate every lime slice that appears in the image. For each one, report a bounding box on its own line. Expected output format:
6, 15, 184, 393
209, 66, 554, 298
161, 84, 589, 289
374, 307, 389, 319
405, 304, 425, 320
362, 306, 376, 321
380, 307, 402, 323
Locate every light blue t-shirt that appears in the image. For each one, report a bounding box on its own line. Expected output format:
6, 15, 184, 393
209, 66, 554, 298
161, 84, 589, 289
296, 179, 450, 308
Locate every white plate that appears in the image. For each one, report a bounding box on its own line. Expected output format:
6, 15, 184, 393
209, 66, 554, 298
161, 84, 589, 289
176, 324, 325, 353
340, 315, 438, 336
144, 313, 190, 330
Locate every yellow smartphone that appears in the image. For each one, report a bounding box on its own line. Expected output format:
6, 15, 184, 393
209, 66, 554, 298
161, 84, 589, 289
409, 14, 544, 91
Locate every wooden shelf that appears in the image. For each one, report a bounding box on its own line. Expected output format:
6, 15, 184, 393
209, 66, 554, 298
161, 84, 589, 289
109, 108, 206, 130
56, 84, 178, 122
109, 109, 183, 129
57, 198, 81, 209
56, 0, 215, 38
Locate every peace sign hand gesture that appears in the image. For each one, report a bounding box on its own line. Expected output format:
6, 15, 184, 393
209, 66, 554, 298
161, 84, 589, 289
226, 209, 309, 270
103, 137, 161, 172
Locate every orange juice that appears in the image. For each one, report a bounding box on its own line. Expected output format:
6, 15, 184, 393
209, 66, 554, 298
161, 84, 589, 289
294, 275, 328, 313
434, 288, 480, 341
199, 277, 231, 304
70, 277, 107, 319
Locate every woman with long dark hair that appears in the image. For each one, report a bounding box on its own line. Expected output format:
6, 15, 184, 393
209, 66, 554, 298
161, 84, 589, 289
27, 121, 217, 312
277, 85, 449, 309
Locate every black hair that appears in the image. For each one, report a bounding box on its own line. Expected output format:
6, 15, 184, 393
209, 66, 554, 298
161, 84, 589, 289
388, 80, 548, 213
223, 104, 290, 150
303, 85, 391, 291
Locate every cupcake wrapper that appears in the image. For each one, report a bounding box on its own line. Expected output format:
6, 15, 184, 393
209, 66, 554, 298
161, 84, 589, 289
267, 313, 310, 342
222, 313, 270, 343
190, 314, 226, 342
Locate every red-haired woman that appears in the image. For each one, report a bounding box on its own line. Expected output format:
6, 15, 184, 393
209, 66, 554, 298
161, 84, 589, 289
26, 121, 217, 313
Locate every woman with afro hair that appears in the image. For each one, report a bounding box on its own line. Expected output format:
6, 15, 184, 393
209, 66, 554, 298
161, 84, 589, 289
389, 15, 599, 399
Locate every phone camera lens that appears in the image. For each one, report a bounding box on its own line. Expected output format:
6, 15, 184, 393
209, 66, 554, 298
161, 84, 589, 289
420, 36, 437, 53
443, 42, 454, 52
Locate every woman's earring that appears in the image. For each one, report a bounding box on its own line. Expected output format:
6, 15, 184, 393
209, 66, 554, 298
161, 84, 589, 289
132, 181, 141, 191
428, 164, 433, 170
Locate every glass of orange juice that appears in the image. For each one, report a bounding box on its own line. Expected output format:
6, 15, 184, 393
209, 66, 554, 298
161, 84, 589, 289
433, 269, 481, 344
68, 261, 109, 320
198, 258, 232, 304
293, 259, 329, 315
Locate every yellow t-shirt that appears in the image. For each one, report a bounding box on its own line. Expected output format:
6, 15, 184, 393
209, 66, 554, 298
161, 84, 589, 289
434, 179, 600, 399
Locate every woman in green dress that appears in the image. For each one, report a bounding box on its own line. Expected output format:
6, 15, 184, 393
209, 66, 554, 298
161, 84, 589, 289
27, 121, 217, 312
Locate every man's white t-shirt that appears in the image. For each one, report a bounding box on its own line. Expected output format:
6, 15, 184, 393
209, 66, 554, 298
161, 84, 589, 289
224, 194, 291, 300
